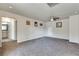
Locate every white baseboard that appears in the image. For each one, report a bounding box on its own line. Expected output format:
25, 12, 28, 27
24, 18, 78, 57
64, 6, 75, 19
17, 36, 69, 43
2, 39, 16, 42
45, 36, 69, 40
69, 40, 79, 44
17, 36, 44, 43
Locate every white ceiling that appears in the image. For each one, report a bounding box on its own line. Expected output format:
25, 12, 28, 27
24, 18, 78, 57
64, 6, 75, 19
0, 3, 79, 21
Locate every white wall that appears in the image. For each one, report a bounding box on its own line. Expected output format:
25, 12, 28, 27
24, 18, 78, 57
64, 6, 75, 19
0, 19, 2, 47
0, 10, 45, 43
46, 19, 69, 40
22, 19, 45, 42
8, 20, 16, 40
69, 15, 79, 43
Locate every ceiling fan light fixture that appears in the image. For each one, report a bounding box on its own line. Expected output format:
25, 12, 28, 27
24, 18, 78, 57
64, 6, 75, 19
50, 16, 60, 21
47, 3, 59, 7
9, 6, 13, 9
50, 18, 53, 21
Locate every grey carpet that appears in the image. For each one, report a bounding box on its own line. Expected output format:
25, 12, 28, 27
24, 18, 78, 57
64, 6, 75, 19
2, 37, 79, 56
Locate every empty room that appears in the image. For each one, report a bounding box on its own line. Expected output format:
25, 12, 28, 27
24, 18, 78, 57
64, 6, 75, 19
0, 3, 79, 56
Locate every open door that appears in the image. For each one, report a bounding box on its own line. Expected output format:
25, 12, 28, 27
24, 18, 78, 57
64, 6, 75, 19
0, 19, 2, 47
1, 17, 17, 42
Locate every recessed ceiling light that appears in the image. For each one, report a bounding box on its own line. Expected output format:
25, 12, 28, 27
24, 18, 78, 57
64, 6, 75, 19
9, 6, 13, 8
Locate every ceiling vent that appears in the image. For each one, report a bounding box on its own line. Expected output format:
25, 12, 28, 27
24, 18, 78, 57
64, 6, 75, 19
47, 3, 59, 7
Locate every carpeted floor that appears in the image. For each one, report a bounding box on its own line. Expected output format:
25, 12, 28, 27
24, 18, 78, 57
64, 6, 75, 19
1, 37, 79, 56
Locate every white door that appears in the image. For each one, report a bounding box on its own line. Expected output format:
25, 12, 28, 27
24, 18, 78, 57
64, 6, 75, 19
69, 15, 79, 43
0, 19, 2, 47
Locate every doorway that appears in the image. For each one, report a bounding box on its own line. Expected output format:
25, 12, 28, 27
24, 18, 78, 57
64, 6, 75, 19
1, 17, 17, 42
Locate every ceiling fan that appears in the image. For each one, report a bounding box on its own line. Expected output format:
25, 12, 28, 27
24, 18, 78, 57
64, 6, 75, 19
50, 16, 60, 21
47, 3, 59, 7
